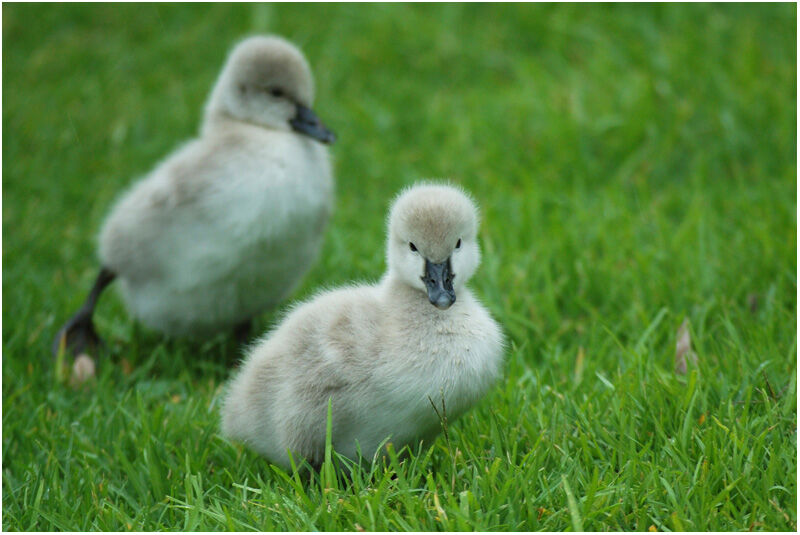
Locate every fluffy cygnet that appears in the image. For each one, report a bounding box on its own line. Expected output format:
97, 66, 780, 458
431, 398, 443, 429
53, 35, 335, 361
221, 183, 505, 469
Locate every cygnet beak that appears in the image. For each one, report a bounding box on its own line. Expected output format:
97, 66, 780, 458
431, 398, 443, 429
422, 258, 456, 310
290, 104, 336, 144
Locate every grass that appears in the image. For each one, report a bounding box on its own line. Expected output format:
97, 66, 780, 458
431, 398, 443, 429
2, 3, 797, 531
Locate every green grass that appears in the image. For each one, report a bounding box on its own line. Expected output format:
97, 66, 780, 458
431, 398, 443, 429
3, 3, 796, 531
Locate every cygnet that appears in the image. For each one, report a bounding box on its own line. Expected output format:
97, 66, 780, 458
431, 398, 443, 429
221, 183, 505, 469
53, 35, 336, 361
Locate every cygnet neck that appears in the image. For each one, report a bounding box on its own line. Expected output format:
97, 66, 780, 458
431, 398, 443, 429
381, 273, 463, 317
200, 109, 240, 136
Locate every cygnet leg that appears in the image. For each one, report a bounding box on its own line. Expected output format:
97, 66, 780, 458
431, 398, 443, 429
52, 267, 116, 358
233, 319, 253, 345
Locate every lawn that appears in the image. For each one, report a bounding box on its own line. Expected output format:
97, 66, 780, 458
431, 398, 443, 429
2, 3, 797, 531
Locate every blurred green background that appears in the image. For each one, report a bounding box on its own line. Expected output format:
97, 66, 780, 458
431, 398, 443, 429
3, 3, 796, 531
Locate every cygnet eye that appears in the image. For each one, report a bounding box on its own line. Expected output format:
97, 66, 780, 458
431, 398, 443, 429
409, 242, 418, 252
268, 87, 285, 98
455, 238, 462, 249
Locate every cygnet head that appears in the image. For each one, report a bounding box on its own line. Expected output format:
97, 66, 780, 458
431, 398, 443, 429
387, 183, 481, 310
206, 35, 335, 144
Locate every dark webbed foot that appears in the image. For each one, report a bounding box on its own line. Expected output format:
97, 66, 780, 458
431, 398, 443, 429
52, 267, 116, 361
52, 307, 103, 358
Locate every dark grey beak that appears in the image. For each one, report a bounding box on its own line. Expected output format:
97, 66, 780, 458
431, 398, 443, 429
422, 258, 456, 310
290, 104, 336, 144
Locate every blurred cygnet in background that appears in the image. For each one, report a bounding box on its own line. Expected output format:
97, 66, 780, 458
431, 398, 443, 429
53, 35, 336, 382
